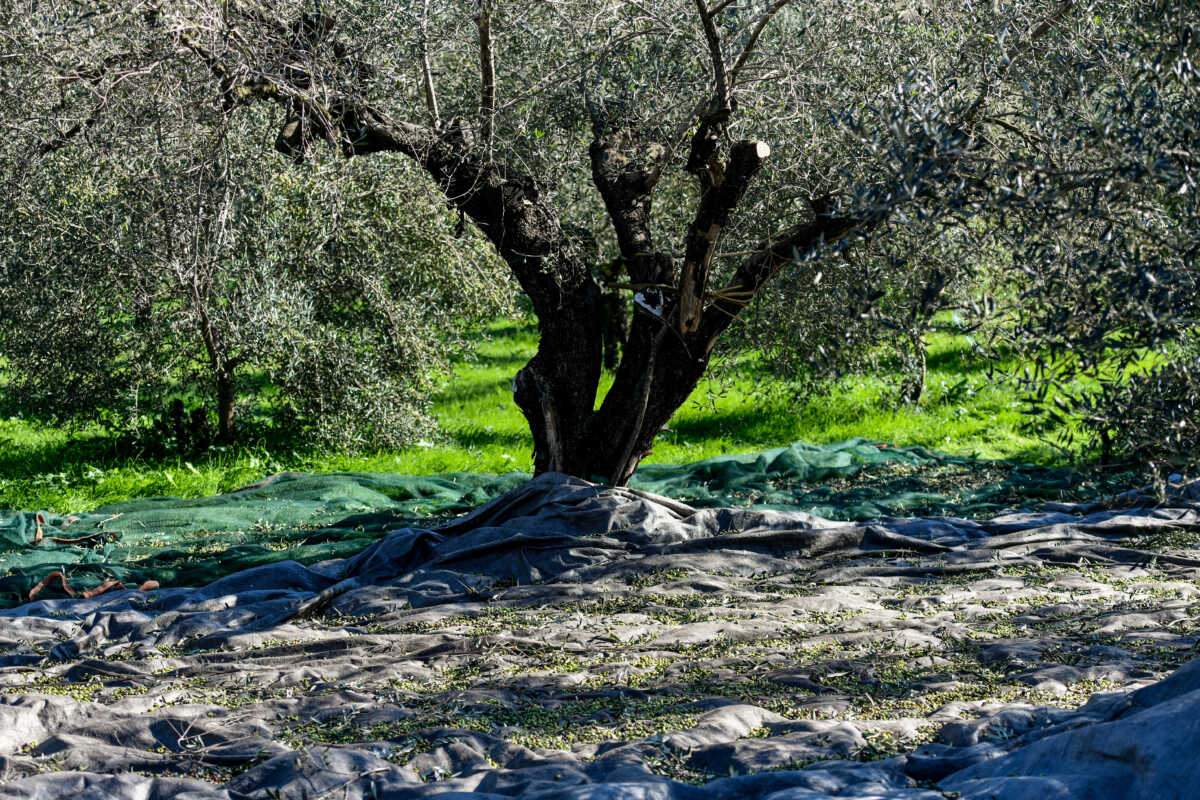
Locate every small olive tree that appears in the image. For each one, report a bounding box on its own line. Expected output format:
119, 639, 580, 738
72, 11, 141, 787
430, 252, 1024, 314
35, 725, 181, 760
741, 218, 999, 405
0, 106, 511, 449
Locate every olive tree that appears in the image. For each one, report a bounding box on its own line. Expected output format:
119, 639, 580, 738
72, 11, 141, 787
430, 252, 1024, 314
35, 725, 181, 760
0, 102, 511, 448
1005, 3, 1200, 469
744, 219, 1001, 405
741, 0, 1198, 430
4, 0, 1193, 477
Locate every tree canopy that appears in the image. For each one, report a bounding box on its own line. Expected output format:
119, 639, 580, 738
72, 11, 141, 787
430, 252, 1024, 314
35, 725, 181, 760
1, 0, 1196, 476
0, 15, 513, 448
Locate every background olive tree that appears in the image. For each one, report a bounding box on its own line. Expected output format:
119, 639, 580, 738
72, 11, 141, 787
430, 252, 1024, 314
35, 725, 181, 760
740, 218, 1001, 406
0, 96, 512, 449
962, 2, 1199, 472
746, 0, 1198, 463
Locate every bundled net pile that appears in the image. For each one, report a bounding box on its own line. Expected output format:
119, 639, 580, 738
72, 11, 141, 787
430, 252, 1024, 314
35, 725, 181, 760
0, 440, 1126, 607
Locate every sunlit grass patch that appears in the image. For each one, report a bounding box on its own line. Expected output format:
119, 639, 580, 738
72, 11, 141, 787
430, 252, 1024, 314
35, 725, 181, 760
0, 315, 1091, 513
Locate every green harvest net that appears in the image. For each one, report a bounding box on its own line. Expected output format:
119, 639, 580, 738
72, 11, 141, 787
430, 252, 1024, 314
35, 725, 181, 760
0, 439, 1126, 608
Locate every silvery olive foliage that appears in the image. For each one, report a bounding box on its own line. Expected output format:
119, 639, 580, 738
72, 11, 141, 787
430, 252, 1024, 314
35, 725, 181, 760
0, 100, 511, 449
738, 0, 1199, 465
738, 219, 998, 405
1009, 3, 1199, 469
1071, 348, 1200, 475
0, 0, 1195, 471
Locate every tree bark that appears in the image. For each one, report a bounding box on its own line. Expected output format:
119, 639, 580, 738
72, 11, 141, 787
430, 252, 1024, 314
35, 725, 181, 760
899, 330, 927, 405
215, 367, 236, 444
899, 268, 949, 405
598, 267, 630, 372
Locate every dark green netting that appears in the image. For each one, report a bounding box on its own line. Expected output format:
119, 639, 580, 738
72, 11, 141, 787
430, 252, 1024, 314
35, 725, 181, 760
0, 471, 527, 608
628, 438, 1119, 517
0, 439, 1125, 607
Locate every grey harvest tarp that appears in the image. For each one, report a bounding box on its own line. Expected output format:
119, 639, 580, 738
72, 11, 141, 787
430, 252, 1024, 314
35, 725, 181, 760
0, 467, 1198, 798
0, 470, 1190, 800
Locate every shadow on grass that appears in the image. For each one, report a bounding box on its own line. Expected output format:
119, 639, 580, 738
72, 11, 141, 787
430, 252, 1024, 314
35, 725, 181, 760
452, 348, 532, 373
1006, 441, 1093, 467
478, 318, 539, 340
0, 418, 321, 482
0, 432, 144, 479
925, 348, 997, 376
668, 403, 800, 444
439, 348, 533, 406
444, 426, 532, 450
439, 378, 523, 404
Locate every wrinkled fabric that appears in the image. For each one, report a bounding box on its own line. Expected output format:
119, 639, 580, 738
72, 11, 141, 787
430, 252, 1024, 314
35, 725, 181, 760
0, 440, 1124, 605
0, 472, 1197, 799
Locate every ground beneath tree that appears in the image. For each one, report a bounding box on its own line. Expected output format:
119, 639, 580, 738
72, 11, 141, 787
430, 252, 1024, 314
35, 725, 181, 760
0, 448, 1198, 799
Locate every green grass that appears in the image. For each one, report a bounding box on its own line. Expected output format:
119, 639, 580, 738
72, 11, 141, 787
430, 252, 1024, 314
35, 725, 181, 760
424, 317, 1067, 468
0, 316, 1074, 513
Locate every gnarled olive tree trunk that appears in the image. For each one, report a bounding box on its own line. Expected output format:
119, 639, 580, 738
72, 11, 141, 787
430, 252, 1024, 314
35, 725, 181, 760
245, 6, 855, 484
178, 1, 1067, 484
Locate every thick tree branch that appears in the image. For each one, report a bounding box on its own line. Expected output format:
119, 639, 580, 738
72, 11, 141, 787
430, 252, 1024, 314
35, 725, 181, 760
235, 33, 604, 476
698, 211, 865, 349
687, 2, 735, 188
589, 131, 671, 284
37, 113, 97, 155
678, 139, 770, 334
608, 324, 668, 485
477, 0, 496, 152
33, 46, 163, 154
179, 9, 590, 322
686, 0, 793, 190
